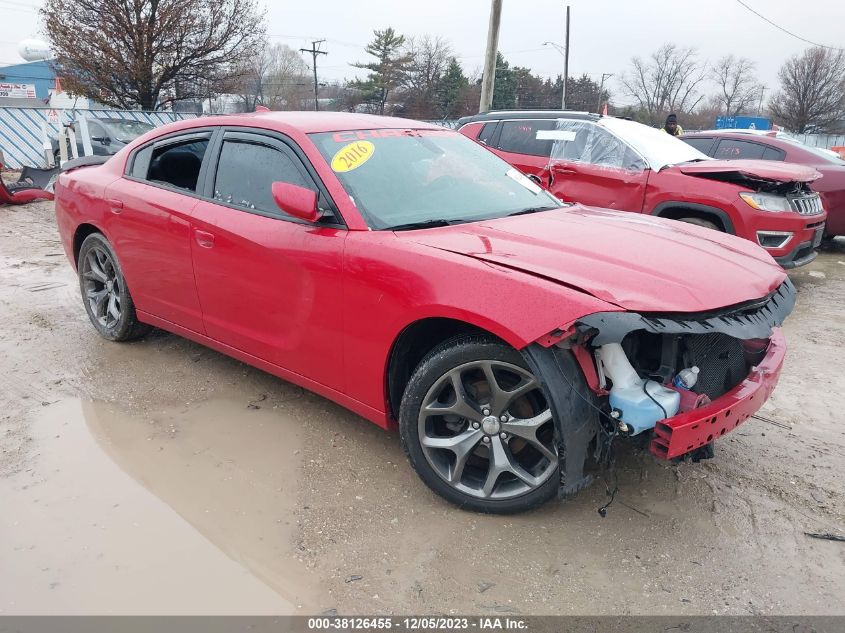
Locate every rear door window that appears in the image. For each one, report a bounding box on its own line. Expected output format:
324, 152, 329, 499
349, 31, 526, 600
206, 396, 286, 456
497, 120, 557, 157
713, 139, 766, 160
146, 137, 210, 191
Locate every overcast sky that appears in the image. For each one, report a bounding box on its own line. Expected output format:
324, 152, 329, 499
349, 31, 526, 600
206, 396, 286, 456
1, 0, 843, 108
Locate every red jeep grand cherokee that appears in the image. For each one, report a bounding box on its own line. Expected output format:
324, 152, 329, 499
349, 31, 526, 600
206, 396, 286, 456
458, 111, 827, 268
681, 129, 845, 240
55, 112, 794, 513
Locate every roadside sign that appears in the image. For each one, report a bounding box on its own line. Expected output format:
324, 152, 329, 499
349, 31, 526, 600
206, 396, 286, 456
0, 83, 37, 98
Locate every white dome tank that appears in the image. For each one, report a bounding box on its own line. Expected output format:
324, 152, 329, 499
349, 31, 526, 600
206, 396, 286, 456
18, 39, 51, 62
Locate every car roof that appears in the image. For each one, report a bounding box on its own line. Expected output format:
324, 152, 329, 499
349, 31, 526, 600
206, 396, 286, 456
680, 129, 795, 149
683, 129, 777, 137
457, 110, 601, 125
165, 111, 446, 135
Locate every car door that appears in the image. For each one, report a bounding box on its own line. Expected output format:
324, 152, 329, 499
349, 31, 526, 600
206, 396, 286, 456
106, 131, 211, 333
547, 120, 649, 211
190, 129, 347, 389
492, 119, 557, 184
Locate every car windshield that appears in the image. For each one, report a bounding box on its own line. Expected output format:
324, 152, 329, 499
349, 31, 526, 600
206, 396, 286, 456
309, 128, 562, 229
597, 117, 709, 170
102, 120, 155, 143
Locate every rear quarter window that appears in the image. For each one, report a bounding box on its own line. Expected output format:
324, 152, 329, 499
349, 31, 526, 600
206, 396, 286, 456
477, 122, 499, 145
682, 137, 715, 155
762, 146, 786, 161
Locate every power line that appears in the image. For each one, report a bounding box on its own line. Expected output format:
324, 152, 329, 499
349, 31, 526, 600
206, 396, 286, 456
300, 40, 327, 111
735, 0, 844, 51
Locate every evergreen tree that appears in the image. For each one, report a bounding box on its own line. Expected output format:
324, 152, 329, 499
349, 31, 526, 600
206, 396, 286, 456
438, 57, 469, 118
351, 27, 412, 115
491, 53, 517, 110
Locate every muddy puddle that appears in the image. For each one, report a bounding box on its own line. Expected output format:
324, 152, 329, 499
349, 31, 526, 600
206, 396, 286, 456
0, 398, 320, 614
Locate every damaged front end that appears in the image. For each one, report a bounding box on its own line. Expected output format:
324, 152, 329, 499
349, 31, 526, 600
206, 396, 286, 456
527, 278, 796, 496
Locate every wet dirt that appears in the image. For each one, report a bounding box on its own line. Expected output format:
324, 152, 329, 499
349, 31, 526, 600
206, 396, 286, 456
1, 200, 843, 615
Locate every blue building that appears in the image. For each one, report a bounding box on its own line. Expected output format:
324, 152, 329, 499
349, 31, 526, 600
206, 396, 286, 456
0, 60, 56, 101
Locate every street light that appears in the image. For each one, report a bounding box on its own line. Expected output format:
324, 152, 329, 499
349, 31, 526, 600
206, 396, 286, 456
543, 41, 568, 108
543, 41, 566, 56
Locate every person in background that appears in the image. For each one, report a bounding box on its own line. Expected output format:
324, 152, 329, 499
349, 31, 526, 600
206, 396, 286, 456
663, 113, 683, 136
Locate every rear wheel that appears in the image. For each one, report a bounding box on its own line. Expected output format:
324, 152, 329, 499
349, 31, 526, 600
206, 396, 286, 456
400, 336, 558, 513
678, 216, 720, 231
78, 233, 150, 342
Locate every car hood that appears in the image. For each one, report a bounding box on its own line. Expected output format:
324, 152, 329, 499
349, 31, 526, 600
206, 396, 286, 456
677, 159, 820, 183
402, 206, 786, 313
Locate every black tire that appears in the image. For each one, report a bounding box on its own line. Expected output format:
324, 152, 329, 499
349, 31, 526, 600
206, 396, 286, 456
77, 233, 151, 342
399, 335, 559, 514
678, 216, 721, 232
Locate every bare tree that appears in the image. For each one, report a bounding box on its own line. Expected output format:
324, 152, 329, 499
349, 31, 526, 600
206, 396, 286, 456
769, 47, 845, 133
400, 35, 452, 119
619, 43, 708, 125
231, 42, 310, 111
41, 0, 265, 110
710, 55, 762, 116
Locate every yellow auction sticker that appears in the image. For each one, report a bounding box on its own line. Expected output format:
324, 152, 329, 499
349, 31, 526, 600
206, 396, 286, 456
331, 140, 375, 172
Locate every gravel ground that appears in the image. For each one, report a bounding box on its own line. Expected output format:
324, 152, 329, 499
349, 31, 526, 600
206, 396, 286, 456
0, 199, 843, 615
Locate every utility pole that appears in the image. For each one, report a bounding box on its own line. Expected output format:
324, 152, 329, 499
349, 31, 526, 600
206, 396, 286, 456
479, 0, 503, 113
562, 5, 570, 109
300, 40, 327, 111
758, 85, 767, 116
597, 73, 613, 113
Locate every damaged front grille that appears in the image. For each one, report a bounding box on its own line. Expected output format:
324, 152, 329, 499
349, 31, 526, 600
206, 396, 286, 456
682, 333, 748, 399
617, 330, 751, 401
789, 193, 824, 216
577, 278, 796, 347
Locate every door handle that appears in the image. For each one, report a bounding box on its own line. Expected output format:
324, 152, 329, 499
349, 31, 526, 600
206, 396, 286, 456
194, 229, 215, 248
108, 199, 123, 214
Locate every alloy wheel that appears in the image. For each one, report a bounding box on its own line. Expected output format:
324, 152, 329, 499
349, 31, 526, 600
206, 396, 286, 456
417, 360, 557, 500
81, 245, 123, 329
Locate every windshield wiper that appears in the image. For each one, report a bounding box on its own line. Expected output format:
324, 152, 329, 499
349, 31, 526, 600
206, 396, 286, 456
387, 219, 460, 231
507, 205, 560, 217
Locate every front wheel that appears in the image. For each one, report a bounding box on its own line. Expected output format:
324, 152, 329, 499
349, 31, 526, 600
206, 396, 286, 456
399, 336, 559, 513
78, 233, 151, 341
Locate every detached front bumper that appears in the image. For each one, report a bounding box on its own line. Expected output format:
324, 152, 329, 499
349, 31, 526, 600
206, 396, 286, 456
650, 328, 785, 460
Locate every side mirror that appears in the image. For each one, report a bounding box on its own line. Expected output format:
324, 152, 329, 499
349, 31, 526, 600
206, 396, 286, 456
91, 136, 111, 146
271, 182, 319, 222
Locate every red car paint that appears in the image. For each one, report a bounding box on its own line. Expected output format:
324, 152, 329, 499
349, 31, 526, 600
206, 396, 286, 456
54, 112, 788, 464
681, 130, 845, 237
459, 112, 827, 268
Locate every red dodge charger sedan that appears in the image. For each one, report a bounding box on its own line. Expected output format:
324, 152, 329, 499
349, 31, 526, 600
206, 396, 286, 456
55, 112, 794, 513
